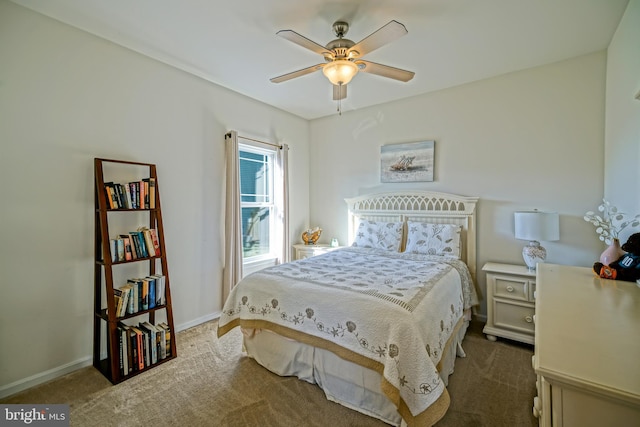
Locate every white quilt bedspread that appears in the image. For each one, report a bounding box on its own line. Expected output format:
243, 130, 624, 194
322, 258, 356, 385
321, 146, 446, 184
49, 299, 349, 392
217, 247, 478, 425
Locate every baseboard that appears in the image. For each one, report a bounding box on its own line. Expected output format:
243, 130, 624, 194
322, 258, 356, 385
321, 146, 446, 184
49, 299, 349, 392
175, 311, 220, 332
473, 313, 487, 323
0, 357, 92, 400
0, 312, 222, 400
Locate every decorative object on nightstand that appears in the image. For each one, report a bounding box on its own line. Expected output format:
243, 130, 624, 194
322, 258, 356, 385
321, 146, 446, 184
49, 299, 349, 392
584, 199, 640, 265
301, 227, 322, 245
482, 262, 536, 345
514, 210, 559, 271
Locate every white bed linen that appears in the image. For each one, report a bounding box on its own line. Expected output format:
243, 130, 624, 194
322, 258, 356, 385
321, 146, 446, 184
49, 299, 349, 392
218, 247, 478, 426
241, 318, 469, 426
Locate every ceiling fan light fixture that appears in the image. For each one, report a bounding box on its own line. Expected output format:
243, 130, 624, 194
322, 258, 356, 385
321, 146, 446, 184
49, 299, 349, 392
322, 60, 358, 85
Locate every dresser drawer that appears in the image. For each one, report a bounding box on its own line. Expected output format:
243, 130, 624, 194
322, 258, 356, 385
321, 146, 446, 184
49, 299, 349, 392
492, 275, 529, 301
493, 299, 535, 334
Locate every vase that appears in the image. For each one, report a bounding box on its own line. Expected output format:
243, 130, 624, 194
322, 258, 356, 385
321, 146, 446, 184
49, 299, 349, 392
599, 238, 626, 266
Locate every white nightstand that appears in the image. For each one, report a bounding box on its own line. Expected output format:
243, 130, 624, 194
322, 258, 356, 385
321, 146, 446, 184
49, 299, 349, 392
482, 262, 536, 345
293, 243, 342, 260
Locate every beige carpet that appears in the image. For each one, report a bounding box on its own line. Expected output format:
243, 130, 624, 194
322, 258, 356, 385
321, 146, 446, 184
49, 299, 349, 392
2, 320, 537, 426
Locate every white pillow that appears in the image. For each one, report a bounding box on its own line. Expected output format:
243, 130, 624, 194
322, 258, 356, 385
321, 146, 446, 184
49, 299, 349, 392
352, 219, 403, 251
404, 222, 462, 258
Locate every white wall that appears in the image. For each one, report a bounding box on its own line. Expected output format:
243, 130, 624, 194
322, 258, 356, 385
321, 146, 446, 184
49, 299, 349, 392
0, 1, 310, 394
309, 52, 607, 317
605, 0, 640, 242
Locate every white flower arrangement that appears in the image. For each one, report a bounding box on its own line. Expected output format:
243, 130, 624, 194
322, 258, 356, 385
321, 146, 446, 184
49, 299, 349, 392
584, 199, 640, 245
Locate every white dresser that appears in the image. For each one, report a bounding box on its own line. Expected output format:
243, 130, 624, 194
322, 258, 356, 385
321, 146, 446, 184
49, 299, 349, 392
533, 263, 640, 426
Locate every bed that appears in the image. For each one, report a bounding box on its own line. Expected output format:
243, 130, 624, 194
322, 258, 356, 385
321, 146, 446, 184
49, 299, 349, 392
217, 191, 479, 426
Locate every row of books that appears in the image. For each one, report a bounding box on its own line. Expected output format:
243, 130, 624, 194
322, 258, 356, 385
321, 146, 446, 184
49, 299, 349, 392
110, 227, 160, 262
113, 275, 166, 318
104, 178, 155, 210
117, 321, 171, 376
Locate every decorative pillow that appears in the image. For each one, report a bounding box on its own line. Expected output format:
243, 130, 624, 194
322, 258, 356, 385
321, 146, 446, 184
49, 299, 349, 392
404, 222, 462, 258
352, 219, 403, 251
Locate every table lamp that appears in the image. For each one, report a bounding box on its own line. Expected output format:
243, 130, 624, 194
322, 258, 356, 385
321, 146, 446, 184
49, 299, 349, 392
514, 210, 560, 270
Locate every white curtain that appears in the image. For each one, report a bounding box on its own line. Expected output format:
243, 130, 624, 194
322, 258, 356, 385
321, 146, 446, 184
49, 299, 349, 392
223, 131, 243, 303
274, 143, 290, 264
223, 131, 290, 302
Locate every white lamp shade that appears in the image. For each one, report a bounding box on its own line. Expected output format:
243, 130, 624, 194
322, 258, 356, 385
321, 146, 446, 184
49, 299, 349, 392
514, 211, 560, 242
322, 60, 358, 85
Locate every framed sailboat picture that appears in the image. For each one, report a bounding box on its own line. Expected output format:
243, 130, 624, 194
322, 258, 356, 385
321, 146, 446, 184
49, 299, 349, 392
380, 140, 434, 183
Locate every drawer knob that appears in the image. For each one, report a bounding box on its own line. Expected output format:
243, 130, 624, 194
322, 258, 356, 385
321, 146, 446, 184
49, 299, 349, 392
506, 285, 515, 292
525, 315, 533, 323
533, 396, 541, 418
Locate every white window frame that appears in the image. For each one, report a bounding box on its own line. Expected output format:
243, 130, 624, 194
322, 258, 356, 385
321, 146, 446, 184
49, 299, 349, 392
238, 141, 277, 271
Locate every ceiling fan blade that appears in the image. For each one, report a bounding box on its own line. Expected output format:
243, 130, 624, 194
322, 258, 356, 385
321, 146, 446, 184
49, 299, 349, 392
356, 60, 415, 82
332, 84, 347, 100
276, 30, 334, 57
347, 20, 408, 58
270, 64, 325, 83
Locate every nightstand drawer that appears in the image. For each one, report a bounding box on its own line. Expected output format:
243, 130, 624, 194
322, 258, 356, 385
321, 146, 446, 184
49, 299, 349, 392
493, 299, 535, 334
293, 244, 343, 260
493, 275, 529, 301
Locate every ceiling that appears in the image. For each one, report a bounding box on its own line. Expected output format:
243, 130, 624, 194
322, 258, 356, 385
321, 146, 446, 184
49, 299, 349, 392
11, 0, 630, 120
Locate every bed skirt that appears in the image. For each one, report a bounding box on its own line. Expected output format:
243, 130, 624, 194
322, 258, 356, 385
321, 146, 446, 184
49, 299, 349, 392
241, 315, 470, 426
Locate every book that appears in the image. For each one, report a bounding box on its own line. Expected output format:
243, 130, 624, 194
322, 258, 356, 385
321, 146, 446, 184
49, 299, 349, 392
132, 231, 148, 258
116, 238, 125, 262
119, 235, 132, 261
114, 184, 126, 208
128, 233, 141, 259
146, 276, 156, 309
140, 322, 158, 365
126, 232, 144, 258
128, 182, 138, 209
124, 184, 133, 209
149, 228, 161, 256
138, 227, 156, 257
118, 323, 133, 375
138, 180, 146, 210
117, 324, 129, 375
152, 274, 165, 306
157, 321, 167, 360
126, 279, 138, 314
109, 239, 117, 262
117, 284, 132, 317
130, 327, 145, 370
113, 288, 123, 317
128, 328, 138, 372
158, 322, 171, 357
147, 178, 156, 209
140, 279, 149, 310
104, 182, 117, 209
117, 325, 125, 375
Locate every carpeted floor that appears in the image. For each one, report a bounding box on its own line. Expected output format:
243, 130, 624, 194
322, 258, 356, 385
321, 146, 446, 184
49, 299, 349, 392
1, 320, 537, 426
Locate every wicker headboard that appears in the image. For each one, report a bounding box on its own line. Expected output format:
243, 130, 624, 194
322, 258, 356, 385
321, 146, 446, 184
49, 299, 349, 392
345, 191, 479, 282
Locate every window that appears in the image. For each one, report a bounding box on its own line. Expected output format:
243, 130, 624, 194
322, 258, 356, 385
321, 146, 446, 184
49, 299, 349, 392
239, 144, 275, 260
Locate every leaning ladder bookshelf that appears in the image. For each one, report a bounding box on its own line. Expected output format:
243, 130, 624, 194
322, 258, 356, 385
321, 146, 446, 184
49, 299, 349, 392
94, 158, 177, 384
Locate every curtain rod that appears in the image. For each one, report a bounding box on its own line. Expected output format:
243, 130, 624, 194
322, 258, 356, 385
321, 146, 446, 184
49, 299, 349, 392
229, 132, 282, 149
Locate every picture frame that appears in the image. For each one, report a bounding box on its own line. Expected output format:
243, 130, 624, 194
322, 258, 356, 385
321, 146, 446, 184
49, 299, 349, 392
380, 140, 434, 183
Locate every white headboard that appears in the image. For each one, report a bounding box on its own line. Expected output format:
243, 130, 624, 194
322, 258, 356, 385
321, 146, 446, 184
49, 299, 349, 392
345, 191, 479, 282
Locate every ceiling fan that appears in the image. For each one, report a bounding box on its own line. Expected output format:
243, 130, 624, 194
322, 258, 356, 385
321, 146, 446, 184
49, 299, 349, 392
270, 20, 415, 107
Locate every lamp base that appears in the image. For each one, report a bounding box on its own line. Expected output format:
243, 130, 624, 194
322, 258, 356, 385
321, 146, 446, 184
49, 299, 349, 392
522, 241, 547, 271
